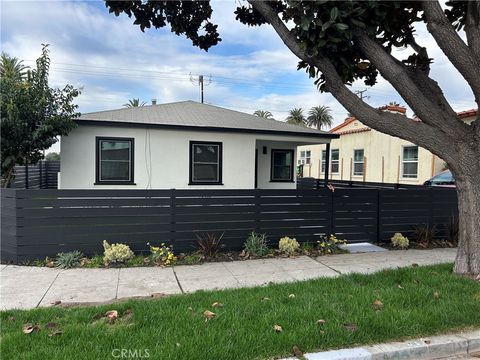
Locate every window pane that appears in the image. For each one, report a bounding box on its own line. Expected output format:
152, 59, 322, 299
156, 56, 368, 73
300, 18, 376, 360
331, 162, 339, 173
354, 150, 364, 162
331, 149, 339, 161
193, 164, 219, 181
300, 151, 305, 157
273, 151, 292, 166
101, 161, 130, 181
193, 144, 218, 163
273, 165, 291, 180
306, 151, 311, 157
354, 163, 364, 175
403, 146, 418, 161
101, 141, 130, 161
403, 163, 418, 178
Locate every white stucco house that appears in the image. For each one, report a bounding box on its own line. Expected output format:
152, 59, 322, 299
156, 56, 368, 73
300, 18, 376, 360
60, 101, 337, 189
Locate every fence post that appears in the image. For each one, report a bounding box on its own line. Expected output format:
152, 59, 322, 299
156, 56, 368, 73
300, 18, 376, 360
254, 189, 261, 233
329, 190, 335, 236
376, 189, 381, 242
170, 188, 176, 247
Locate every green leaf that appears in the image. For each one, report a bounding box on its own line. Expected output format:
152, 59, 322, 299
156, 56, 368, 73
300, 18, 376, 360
322, 21, 332, 32
334, 23, 349, 31
301, 17, 311, 31
350, 19, 366, 28
330, 7, 339, 21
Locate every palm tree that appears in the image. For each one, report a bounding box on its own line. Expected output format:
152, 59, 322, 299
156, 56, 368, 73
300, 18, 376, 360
123, 98, 147, 108
253, 110, 274, 119
285, 108, 306, 126
0, 53, 29, 80
307, 105, 333, 130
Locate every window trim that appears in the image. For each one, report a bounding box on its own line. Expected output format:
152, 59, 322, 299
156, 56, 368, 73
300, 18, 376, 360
321, 150, 327, 173
401, 145, 419, 179
189, 141, 223, 185
353, 149, 364, 176
95, 136, 135, 185
298, 150, 311, 165
270, 149, 295, 182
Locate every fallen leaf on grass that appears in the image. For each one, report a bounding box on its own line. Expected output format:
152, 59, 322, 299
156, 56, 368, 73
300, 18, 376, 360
433, 291, 440, 299
273, 324, 283, 333
288, 294, 296, 299
261, 297, 271, 302
411, 263, 419, 267
48, 330, 63, 337
105, 310, 118, 323
316, 319, 326, 325
397, 284, 404, 289
176, 342, 181, 348
372, 299, 384, 311
212, 302, 223, 308
7, 316, 16, 322
22, 324, 39, 334
203, 310, 216, 320
292, 345, 303, 358
45, 322, 58, 329
51, 300, 61, 306
343, 323, 357, 332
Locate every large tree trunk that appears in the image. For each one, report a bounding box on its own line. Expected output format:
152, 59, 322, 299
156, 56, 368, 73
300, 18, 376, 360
452, 158, 480, 275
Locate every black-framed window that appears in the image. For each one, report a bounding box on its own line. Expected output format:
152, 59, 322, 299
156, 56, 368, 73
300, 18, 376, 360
271, 149, 294, 182
189, 141, 223, 185
96, 137, 134, 185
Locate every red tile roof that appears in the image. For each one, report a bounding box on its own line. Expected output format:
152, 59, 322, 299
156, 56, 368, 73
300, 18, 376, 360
330, 117, 356, 133
457, 109, 477, 119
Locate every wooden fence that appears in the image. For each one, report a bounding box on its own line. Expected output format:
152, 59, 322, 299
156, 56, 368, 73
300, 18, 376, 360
10, 161, 60, 189
0, 187, 458, 263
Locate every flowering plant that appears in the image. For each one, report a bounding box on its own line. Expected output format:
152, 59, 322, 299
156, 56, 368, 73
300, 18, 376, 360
317, 234, 347, 255
148, 242, 177, 266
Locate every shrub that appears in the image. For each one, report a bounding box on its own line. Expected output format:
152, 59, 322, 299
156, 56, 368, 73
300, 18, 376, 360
317, 234, 347, 255
195, 232, 224, 257
54, 250, 83, 269
391, 233, 409, 249
103, 240, 134, 265
81, 254, 104, 268
148, 242, 177, 266
278, 236, 300, 255
412, 224, 437, 248
178, 252, 204, 265
243, 231, 269, 257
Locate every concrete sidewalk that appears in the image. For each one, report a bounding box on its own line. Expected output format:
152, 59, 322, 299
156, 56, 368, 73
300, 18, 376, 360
0, 248, 456, 311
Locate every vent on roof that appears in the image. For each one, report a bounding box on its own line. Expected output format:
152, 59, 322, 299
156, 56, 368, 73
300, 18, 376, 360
151, 98, 157, 105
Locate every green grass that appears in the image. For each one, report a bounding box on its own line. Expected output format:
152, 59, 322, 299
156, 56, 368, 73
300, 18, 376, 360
1, 264, 479, 360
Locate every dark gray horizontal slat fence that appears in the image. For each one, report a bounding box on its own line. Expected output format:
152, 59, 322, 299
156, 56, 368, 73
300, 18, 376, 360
297, 177, 426, 189
11, 161, 60, 189
1, 187, 458, 263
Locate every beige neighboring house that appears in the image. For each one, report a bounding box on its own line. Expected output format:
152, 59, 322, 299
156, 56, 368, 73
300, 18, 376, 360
298, 106, 477, 185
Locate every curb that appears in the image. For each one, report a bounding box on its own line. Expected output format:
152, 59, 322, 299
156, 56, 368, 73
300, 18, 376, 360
281, 330, 479, 360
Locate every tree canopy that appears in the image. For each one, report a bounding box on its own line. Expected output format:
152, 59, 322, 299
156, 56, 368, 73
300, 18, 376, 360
0, 45, 80, 186
307, 105, 333, 130
253, 110, 274, 119
123, 98, 147, 108
285, 108, 307, 126
105, 0, 480, 275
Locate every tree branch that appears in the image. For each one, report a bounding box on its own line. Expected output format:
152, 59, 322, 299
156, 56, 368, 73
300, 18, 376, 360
352, 29, 467, 138
423, 1, 480, 104
465, 1, 480, 59
248, 0, 458, 163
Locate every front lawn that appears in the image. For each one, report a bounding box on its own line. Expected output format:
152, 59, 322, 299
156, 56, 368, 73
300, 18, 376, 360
1, 264, 479, 360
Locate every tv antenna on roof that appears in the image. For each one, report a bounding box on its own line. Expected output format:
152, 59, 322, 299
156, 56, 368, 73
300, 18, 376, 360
190, 73, 212, 103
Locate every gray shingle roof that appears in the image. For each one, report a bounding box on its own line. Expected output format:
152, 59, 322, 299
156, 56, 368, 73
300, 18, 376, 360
77, 101, 337, 138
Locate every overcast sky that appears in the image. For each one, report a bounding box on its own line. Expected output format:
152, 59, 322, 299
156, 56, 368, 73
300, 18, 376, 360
1, 1, 476, 142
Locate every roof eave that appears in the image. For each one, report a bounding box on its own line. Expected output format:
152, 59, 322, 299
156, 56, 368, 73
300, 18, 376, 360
74, 119, 340, 139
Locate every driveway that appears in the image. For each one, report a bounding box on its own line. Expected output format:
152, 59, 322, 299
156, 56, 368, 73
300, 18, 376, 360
0, 248, 457, 311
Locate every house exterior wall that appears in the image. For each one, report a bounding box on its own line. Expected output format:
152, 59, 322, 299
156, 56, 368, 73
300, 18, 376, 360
299, 114, 476, 185
60, 125, 327, 189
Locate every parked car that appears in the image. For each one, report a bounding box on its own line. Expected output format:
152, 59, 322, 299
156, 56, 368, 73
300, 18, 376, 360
424, 170, 455, 187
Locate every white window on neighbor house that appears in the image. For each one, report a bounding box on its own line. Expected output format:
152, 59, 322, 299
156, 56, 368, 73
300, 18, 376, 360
402, 145, 418, 178
321, 150, 327, 173
331, 149, 339, 174
353, 149, 364, 176
298, 150, 311, 165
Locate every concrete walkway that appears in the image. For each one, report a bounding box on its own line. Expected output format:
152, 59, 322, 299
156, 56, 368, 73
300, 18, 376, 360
0, 248, 456, 311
